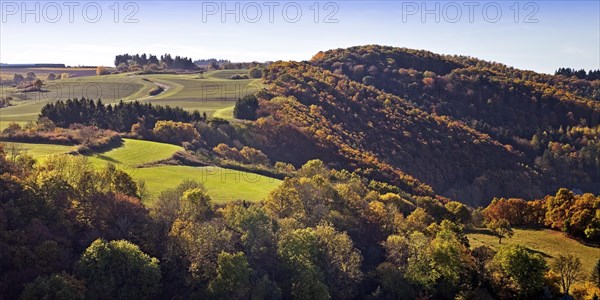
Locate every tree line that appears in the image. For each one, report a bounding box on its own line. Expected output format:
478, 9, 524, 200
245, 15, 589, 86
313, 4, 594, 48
39, 98, 204, 133
555, 68, 600, 81
114, 53, 197, 70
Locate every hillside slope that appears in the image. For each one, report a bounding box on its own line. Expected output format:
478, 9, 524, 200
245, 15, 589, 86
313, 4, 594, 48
310, 45, 600, 197
252, 61, 543, 205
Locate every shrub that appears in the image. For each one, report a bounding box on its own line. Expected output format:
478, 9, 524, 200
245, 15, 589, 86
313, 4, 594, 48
0, 97, 11, 108
240, 146, 269, 165
152, 120, 200, 145
231, 74, 249, 80
96, 66, 110, 76
248, 67, 263, 78
1, 123, 122, 153
149, 86, 164, 96
213, 143, 244, 161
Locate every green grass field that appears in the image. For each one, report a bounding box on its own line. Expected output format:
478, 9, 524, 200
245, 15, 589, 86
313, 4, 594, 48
0, 141, 76, 157
132, 165, 280, 204
87, 138, 183, 167
467, 228, 600, 275
3, 138, 281, 205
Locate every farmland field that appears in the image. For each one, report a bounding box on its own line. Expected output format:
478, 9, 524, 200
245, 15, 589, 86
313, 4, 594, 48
4, 138, 281, 205
0, 67, 97, 81
467, 228, 600, 275
0, 69, 259, 126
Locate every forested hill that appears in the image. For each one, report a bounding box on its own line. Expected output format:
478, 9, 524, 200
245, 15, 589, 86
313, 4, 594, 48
251, 46, 600, 206
254, 61, 540, 206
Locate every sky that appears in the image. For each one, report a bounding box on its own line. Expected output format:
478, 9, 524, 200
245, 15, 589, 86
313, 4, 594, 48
1, 0, 599, 74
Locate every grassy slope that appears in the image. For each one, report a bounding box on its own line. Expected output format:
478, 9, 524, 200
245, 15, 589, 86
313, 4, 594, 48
138, 70, 261, 116
133, 165, 280, 204
0, 141, 76, 157
5, 138, 281, 205
87, 138, 182, 167
467, 228, 600, 275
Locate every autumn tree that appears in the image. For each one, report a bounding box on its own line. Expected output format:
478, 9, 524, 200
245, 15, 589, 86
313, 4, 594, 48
551, 254, 582, 295
314, 224, 363, 299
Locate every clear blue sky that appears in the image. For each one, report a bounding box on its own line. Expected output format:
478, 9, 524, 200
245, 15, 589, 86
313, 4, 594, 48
1, 1, 598, 74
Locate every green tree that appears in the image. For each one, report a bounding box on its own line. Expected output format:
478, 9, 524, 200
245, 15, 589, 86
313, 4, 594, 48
207, 252, 252, 299
168, 220, 234, 282
487, 219, 513, 244
20, 274, 85, 300
551, 254, 582, 295
493, 244, 548, 298
277, 228, 330, 300
222, 203, 275, 269
152, 180, 205, 232
445, 201, 471, 224
179, 187, 213, 223
233, 95, 259, 120
430, 222, 473, 295
406, 207, 434, 232
76, 239, 161, 300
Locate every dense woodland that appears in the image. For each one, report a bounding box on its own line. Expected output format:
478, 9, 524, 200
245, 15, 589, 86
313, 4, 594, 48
241, 45, 600, 205
1, 145, 599, 299
2, 45, 600, 299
